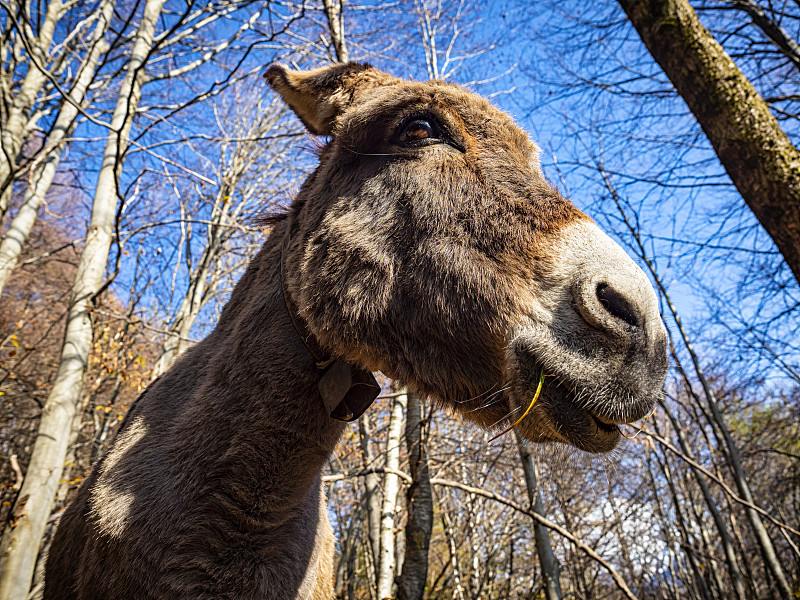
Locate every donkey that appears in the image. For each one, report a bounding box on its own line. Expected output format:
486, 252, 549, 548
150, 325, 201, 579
44, 62, 668, 599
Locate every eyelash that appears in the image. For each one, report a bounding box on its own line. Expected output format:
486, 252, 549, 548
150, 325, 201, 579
395, 114, 465, 152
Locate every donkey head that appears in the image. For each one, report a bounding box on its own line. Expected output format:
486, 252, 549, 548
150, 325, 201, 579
267, 62, 668, 452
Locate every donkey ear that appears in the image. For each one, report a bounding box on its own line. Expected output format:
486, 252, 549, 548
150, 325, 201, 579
265, 62, 381, 136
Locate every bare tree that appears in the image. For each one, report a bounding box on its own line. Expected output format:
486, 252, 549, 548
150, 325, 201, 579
322, 0, 349, 62
397, 393, 432, 600
618, 0, 800, 286
0, 1, 167, 594
0, 0, 294, 304
0, 0, 68, 224
377, 390, 407, 599
516, 432, 563, 600
2, 2, 798, 598
593, 159, 795, 598
0, 0, 116, 298
151, 90, 291, 376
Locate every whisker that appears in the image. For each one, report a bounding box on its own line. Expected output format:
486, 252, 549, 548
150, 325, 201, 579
489, 369, 545, 442
466, 385, 512, 413
487, 405, 522, 430
455, 381, 503, 405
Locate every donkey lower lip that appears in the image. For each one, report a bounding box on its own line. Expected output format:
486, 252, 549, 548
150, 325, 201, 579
566, 406, 624, 451
588, 412, 621, 434
544, 403, 622, 453
514, 373, 636, 451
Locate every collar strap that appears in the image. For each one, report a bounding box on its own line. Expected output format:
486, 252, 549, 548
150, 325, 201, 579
280, 233, 380, 421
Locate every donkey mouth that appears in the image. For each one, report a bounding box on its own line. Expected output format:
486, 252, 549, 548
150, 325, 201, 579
536, 379, 626, 453
508, 349, 657, 453
589, 413, 620, 434
574, 409, 623, 452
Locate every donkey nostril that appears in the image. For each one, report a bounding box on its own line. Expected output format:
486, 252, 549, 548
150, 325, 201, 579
596, 283, 640, 328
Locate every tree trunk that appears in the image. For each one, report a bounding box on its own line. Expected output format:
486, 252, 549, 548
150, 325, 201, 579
441, 506, 466, 600
359, 414, 383, 590
151, 100, 282, 376
653, 443, 713, 600
397, 393, 432, 600
729, 509, 762, 599
151, 190, 230, 377
151, 269, 210, 377
661, 397, 748, 600
377, 391, 406, 599
0, 1, 166, 596
0, 0, 115, 298
322, 0, 349, 63
618, 0, 800, 285
466, 476, 481, 599
0, 0, 65, 225
684, 471, 726, 600
644, 452, 683, 600
516, 432, 563, 600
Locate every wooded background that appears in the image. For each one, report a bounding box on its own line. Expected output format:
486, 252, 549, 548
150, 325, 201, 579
1, 0, 798, 598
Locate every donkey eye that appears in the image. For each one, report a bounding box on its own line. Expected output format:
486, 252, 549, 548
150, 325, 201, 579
398, 118, 440, 145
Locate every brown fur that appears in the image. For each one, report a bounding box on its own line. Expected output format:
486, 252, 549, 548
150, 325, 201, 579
44, 63, 667, 599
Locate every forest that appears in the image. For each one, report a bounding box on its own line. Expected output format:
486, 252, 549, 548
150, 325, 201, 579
0, 0, 799, 598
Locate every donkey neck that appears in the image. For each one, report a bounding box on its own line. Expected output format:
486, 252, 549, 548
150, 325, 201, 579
172, 224, 347, 519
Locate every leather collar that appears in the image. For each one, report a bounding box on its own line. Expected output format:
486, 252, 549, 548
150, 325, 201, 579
280, 233, 380, 421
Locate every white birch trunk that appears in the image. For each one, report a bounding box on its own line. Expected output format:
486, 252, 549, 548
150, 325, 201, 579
0, 0, 115, 298
151, 186, 233, 377
468, 492, 481, 597
377, 390, 407, 599
0, 1, 166, 596
0, 0, 65, 223
443, 507, 466, 600
322, 0, 349, 62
